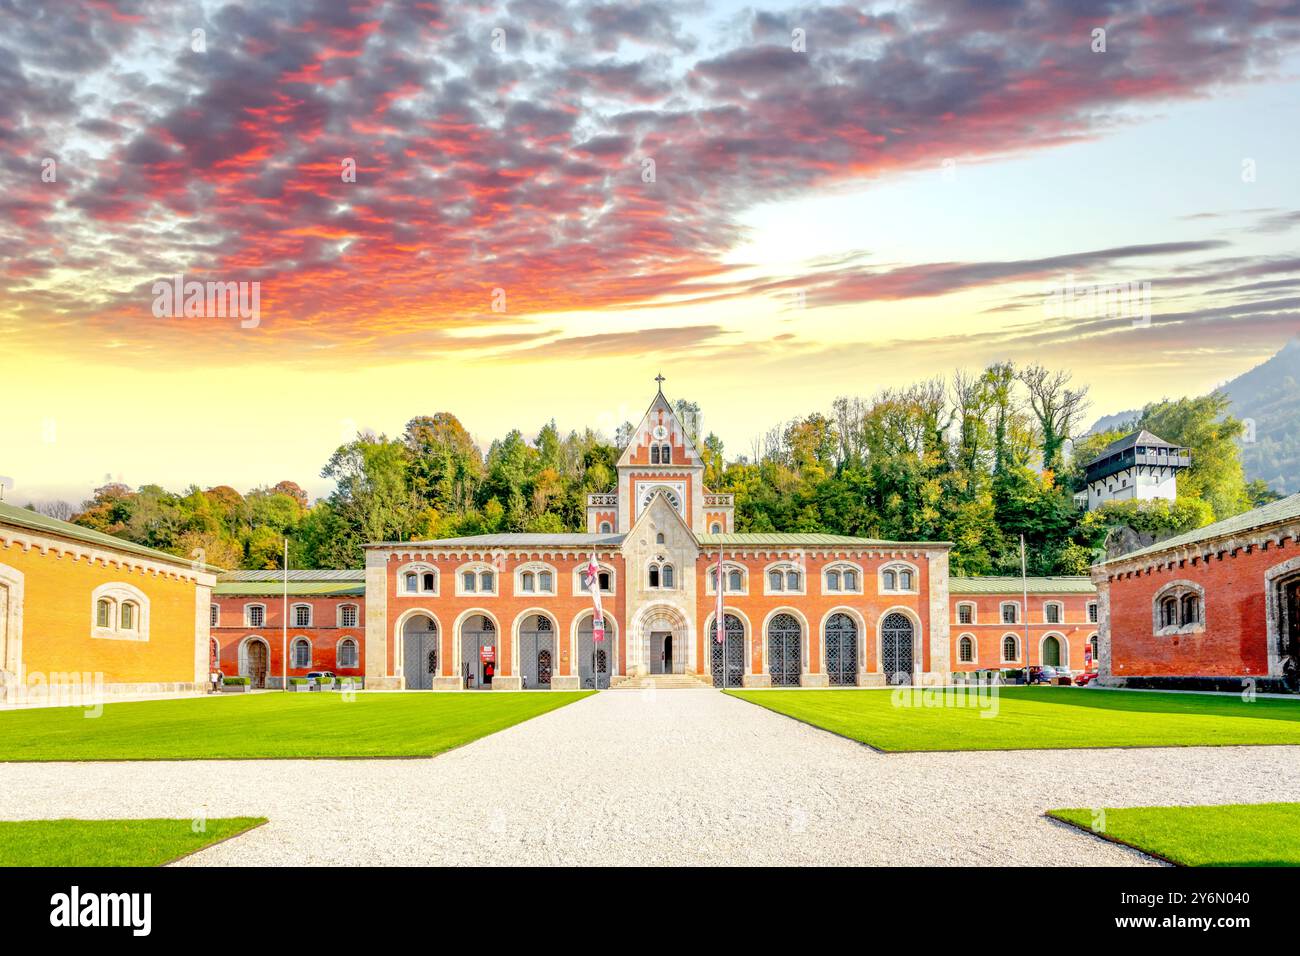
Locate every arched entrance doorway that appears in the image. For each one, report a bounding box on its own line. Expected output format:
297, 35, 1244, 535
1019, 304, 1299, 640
767, 613, 802, 687
881, 613, 914, 685
242, 638, 269, 689
460, 615, 496, 689
1042, 635, 1062, 667
710, 614, 745, 688
518, 614, 555, 689
403, 616, 438, 690
825, 613, 858, 686
578, 615, 612, 689
1279, 572, 1300, 692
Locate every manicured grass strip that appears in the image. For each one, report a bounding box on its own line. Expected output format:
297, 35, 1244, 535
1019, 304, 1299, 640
725, 687, 1300, 752
0, 817, 267, 867
0, 691, 594, 761
1049, 804, 1300, 867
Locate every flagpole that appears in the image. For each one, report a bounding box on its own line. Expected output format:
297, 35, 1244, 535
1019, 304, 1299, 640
282, 536, 289, 691
1020, 534, 1030, 684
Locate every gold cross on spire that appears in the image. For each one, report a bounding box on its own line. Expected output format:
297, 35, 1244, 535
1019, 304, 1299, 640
655, 372, 665, 391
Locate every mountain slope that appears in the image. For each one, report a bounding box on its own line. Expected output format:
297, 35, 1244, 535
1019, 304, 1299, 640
1225, 337, 1300, 495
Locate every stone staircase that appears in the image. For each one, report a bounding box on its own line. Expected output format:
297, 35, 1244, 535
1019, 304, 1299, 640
607, 673, 716, 690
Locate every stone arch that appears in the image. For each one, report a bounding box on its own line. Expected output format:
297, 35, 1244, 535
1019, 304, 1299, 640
393, 607, 441, 678
874, 605, 922, 682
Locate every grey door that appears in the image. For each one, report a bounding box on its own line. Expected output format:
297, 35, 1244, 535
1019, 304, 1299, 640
767, 613, 801, 687
710, 614, 745, 688
519, 618, 555, 689
579, 621, 610, 689
650, 631, 670, 674
461, 619, 496, 689
825, 613, 858, 686
881, 612, 914, 685
403, 627, 439, 690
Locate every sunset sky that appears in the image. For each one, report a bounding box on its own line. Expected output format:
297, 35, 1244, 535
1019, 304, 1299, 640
2, 0, 1299, 503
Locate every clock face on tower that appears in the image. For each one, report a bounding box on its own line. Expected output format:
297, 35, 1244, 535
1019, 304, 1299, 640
652, 425, 667, 440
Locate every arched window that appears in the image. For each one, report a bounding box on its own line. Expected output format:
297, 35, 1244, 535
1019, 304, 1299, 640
660, 444, 672, 463
599, 571, 612, 591
292, 638, 311, 668
480, 571, 494, 591
92, 583, 150, 641
96, 598, 112, 628
463, 571, 477, 592
880, 562, 918, 593
827, 570, 840, 591
1001, 602, 1019, 624
728, 569, 742, 592
1089, 634, 1099, 661
338, 638, 359, 668
1044, 602, 1062, 624
599, 521, 612, 533
210, 604, 220, 628
1160, 596, 1178, 628
662, 565, 674, 588
119, 601, 137, 631
883, 570, 896, 591
959, 636, 974, 663
656, 532, 665, 544
1154, 581, 1205, 633
957, 602, 974, 625
1002, 634, 1018, 661
650, 444, 661, 464
245, 604, 265, 627
710, 522, 722, 534
423, 572, 435, 592
522, 571, 535, 593
405, 572, 418, 591
765, 564, 803, 594
649, 565, 660, 588
339, 604, 358, 628
539, 571, 553, 592
293, 604, 312, 627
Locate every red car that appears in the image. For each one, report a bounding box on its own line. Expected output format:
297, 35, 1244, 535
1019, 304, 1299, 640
1074, 671, 1100, 686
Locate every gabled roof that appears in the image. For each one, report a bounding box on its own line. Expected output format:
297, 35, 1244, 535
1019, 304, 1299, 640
0, 500, 223, 572
949, 575, 1096, 595
615, 388, 703, 469
1102, 492, 1300, 565
627, 484, 698, 545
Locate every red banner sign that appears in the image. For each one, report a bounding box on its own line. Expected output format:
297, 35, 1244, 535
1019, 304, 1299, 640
480, 645, 495, 663
593, 617, 605, 643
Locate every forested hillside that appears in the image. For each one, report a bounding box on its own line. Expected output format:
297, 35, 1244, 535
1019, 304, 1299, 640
20, 362, 1263, 576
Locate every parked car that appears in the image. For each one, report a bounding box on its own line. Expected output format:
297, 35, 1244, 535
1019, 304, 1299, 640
1027, 665, 1057, 685
306, 671, 336, 683
1074, 671, 1100, 686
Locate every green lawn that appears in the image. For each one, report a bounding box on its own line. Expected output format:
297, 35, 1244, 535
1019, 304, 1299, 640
725, 686, 1300, 752
0, 817, 267, 866
1049, 804, 1300, 866
0, 691, 594, 761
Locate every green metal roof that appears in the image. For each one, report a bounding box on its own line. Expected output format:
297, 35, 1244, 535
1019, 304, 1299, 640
215, 568, 364, 597
0, 500, 222, 572
365, 533, 624, 548
698, 533, 951, 547
214, 581, 365, 597
1103, 492, 1300, 564
949, 575, 1096, 595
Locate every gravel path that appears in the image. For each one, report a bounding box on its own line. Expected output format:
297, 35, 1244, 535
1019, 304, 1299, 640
3, 688, 1299, 866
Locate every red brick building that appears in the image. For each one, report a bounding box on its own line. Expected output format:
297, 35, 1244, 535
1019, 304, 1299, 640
1094, 493, 1300, 692
211, 570, 365, 688
948, 576, 1098, 673
357, 386, 1093, 690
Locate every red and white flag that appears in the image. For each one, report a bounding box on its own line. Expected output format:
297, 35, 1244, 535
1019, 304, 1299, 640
584, 554, 605, 642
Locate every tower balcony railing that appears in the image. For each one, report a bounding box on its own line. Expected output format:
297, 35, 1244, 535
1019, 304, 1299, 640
587, 493, 619, 507
703, 493, 734, 507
